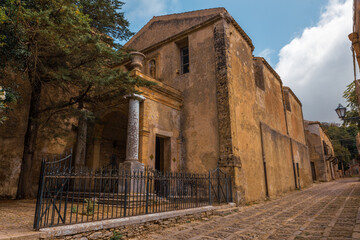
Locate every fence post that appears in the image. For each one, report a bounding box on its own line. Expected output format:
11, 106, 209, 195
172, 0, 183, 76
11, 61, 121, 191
225, 174, 229, 203
195, 175, 198, 207
217, 168, 220, 203
229, 176, 233, 202
208, 171, 212, 205
124, 172, 128, 217
34, 158, 46, 230
145, 171, 149, 214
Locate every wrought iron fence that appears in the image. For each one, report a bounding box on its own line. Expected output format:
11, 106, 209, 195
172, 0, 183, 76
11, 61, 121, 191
34, 151, 232, 230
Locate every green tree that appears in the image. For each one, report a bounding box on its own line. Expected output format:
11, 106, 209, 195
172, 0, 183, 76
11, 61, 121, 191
321, 123, 358, 170
0, 87, 18, 124
0, 2, 8, 47
0, 0, 150, 198
343, 81, 360, 124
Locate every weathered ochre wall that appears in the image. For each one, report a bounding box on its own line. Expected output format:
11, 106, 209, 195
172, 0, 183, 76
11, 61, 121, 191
225, 22, 311, 202
284, 88, 307, 145
292, 139, 312, 188
261, 124, 295, 196
254, 58, 287, 135
0, 74, 76, 198
142, 23, 220, 173
141, 97, 181, 172
222, 22, 265, 203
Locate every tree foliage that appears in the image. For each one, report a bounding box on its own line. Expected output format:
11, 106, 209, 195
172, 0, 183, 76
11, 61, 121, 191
0, 0, 149, 198
321, 122, 359, 170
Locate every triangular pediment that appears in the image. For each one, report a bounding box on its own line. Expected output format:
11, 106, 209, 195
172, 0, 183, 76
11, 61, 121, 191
125, 8, 227, 51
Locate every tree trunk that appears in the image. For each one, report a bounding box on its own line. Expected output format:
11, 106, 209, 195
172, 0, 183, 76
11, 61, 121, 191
74, 104, 87, 169
16, 77, 42, 199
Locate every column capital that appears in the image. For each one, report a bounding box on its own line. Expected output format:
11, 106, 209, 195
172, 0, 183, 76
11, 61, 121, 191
124, 93, 146, 102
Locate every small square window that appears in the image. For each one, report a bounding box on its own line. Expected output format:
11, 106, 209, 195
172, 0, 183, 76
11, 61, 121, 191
180, 46, 189, 74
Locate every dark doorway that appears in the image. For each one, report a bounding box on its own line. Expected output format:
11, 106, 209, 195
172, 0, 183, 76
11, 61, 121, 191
155, 136, 165, 172
310, 162, 317, 181
155, 136, 171, 197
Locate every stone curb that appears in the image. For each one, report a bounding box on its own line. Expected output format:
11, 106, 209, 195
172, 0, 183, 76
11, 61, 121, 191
40, 203, 235, 238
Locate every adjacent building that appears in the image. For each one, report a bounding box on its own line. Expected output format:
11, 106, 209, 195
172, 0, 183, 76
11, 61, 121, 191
304, 121, 338, 182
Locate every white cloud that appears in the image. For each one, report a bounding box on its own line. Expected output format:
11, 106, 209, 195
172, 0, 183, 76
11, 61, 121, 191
123, 0, 180, 30
258, 48, 275, 65
276, 0, 353, 123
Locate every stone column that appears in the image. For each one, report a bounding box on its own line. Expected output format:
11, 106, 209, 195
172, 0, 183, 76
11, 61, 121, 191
120, 93, 146, 172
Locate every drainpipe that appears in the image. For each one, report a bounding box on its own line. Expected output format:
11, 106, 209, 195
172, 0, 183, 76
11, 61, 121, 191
260, 122, 269, 198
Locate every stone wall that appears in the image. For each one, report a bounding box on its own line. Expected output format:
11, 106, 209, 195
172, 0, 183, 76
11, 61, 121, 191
140, 97, 181, 172
225, 22, 311, 203
52, 210, 227, 240
261, 124, 295, 197
0, 73, 77, 198
304, 122, 335, 182
0, 73, 30, 198
141, 23, 220, 173
284, 87, 307, 145
291, 139, 312, 188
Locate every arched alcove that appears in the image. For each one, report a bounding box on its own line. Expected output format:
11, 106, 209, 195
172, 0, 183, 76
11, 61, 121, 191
89, 105, 128, 170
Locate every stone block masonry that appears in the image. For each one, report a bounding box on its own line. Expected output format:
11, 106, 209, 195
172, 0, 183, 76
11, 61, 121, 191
40, 204, 235, 239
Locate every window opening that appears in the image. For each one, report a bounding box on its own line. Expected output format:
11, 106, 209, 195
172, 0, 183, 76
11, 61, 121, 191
180, 46, 189, 74
254, 64, 265, 90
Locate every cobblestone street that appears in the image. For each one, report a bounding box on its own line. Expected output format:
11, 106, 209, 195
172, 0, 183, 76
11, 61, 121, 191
138, 178, 360, 240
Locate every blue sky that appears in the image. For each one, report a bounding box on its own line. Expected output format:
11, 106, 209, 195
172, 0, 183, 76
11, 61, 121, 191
123, 0, 328, 65
122, 0, 354, 123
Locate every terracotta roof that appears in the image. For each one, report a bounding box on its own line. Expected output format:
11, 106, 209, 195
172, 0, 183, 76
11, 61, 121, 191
124, 8, 254, 52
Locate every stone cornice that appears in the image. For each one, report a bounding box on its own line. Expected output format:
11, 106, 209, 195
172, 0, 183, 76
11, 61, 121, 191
254, 57, 282, 84
131, 70, 183, 110
304, 120, 321, 126
127, 11, 255, 55
283, 86, 302, 107
222, 12, 255, 51
261, 122, 307, 148
139, 14, 224, 54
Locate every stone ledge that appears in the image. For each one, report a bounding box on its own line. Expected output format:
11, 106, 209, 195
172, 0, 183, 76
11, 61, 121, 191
40, 204, 235, 238
0, 232, 42, 240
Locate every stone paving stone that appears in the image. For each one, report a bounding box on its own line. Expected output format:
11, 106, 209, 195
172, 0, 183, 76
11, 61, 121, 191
173, 232, 200, 240
205, 230, 231, 238
193, 236, 217, 240
134, 178, 360, 240
353, 231, 360, 239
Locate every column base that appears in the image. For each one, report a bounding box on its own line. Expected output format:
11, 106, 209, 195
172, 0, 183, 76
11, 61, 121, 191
118, 161, 145, 193
119, 161, 145, 172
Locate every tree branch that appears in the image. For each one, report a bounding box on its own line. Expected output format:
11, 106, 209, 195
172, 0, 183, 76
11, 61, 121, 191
38, 84, 92, 113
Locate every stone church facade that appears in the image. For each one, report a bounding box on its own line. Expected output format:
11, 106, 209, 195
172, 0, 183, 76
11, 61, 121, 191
0, 8, 312, 204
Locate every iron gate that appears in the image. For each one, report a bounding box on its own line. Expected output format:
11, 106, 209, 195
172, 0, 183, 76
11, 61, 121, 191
33, 151, 233, 230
